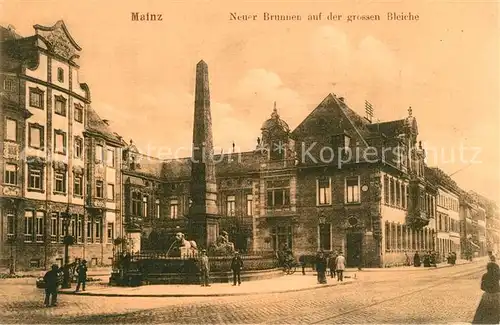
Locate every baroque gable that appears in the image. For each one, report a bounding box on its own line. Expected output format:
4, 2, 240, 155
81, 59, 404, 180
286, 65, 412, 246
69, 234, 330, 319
34, 20, 81, 61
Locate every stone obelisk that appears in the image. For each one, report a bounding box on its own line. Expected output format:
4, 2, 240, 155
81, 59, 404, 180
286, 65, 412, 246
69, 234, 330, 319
188, 60, 220, 249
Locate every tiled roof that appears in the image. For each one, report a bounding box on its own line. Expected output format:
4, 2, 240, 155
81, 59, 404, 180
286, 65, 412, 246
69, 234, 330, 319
86, 106, 124, 144
367, 120, 406, 138
159, 151, 263, 180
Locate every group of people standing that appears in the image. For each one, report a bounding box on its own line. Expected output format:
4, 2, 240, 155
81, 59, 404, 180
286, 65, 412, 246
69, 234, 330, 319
315, 251, 346, 284
199, 249, 244, 287
412, 251, 439, 267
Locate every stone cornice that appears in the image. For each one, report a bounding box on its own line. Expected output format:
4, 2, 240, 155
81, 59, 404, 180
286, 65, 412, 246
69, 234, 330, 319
20, 74, 90, 103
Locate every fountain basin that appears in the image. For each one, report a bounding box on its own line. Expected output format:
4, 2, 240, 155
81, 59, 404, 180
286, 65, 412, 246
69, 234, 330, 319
110, 254, 281, 286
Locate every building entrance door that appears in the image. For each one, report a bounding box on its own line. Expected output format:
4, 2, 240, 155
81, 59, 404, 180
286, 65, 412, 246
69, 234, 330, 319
346, 233, 363, 267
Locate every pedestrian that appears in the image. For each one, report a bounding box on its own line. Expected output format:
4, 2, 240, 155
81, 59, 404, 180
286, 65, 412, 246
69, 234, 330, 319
472, 262, 500, 324
199, 249, 210, 287
231, 251, 244, 286
299, 255, 306, 275
75, 260, 87, 292
405, 252, 411, 266
328, 251, 337, 279
43, 264, 60, 307
315, 251, 327, 284
335, 252, 346, 282
357, 251, 363, 271
413, 252, 421, 267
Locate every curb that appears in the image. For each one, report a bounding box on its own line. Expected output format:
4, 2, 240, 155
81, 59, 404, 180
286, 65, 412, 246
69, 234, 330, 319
58, 279, 355, 297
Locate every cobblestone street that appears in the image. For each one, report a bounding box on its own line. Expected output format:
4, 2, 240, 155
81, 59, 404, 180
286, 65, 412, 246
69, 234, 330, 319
0, 262, 487, 324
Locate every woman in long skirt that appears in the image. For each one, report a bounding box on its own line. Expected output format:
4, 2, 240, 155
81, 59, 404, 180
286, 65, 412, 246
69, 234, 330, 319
472, 262, 500, 324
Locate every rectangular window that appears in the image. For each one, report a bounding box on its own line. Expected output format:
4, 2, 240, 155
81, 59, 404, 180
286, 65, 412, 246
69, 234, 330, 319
396, 182, 401, 207
385, 222, 391, 250
3, 78, 15, 91
155, 199, 160, 218
390, 179, 396, 205
35, 211, 44, 242
4, 163, 17, 185
50, 214, 58, 243
317, 177, 331, 205
54, 172, 66, 193
54, 96, 67, 116
28, 166, 43, 190
29, 88, 44, 109
132, 192, 141, 216
271, 225, 293, 251
77, 215, 83, 243
95, 145, 103, 163
107, 183, 114, 200
29, 124, 44, 149
106, 148, 115, 167
54, 130, 66, 154
74, 104, 83, 123
226, 195, 236, 216
266, 180, 291, 208
107, 223, 114, 243
7, 213, 15, 239
95, 219, 101, 242
24, 211, 34, 242
86, 220, 92, 242
57, 68, 64, 83
6, 118, 17, 142
74, 137, 83, 158
384, 175, 390, 204
170, 199, 178, 219
346, 177, 360, 203
96, 180, 103, 198
142, 195, 149, 217
402, 185, 406, 209
73, 176, 83, 196
319, 223, 331, 251
246, 194, 253, 216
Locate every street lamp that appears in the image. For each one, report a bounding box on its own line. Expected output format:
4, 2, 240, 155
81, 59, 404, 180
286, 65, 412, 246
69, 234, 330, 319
61, 206, 74, 289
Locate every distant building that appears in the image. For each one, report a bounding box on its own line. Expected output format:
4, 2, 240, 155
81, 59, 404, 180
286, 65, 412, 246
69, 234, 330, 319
0, 21, 124, 270
426, 167, 462, 260
119, 94, 437, 268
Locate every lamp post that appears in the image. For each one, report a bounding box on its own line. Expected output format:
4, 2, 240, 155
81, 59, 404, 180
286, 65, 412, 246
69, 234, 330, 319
61, 206, 74, 289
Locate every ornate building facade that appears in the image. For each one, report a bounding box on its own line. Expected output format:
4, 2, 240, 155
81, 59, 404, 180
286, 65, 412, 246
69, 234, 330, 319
0, 21, 123, 270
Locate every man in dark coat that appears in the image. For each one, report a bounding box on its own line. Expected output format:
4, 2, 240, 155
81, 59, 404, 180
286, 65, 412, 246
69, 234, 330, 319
413, 252, 421, 267
315, 251, 327, 284
43, 264, 60, 307
75, 260, 88, 292
231, 251, 244, 286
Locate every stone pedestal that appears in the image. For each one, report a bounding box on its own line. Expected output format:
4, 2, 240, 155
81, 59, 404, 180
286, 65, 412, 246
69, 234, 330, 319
189, 216, 219, 249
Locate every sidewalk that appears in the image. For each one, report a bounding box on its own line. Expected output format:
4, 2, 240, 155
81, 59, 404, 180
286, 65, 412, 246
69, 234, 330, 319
59, 274, 354, 297
0, 267, 111, 277
345, 257, 487, 272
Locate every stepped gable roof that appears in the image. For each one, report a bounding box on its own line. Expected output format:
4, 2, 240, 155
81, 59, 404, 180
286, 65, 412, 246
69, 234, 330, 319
86, 106, 123, 144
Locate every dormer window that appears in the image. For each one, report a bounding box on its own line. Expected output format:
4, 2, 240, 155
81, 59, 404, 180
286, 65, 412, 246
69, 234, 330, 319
57, 68, 64, 83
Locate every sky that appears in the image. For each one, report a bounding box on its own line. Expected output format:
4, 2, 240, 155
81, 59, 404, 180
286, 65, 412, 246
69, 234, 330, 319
2, 0, 499, 203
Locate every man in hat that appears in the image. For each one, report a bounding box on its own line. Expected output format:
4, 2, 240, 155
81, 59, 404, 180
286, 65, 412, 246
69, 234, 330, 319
75, 259, 88, 292
231, 251, 244, 286
199, 249, 210, 287
43, 264, 61, 307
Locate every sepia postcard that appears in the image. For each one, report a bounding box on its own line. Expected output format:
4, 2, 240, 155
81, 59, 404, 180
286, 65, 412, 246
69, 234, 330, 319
0, 0, 499, 323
